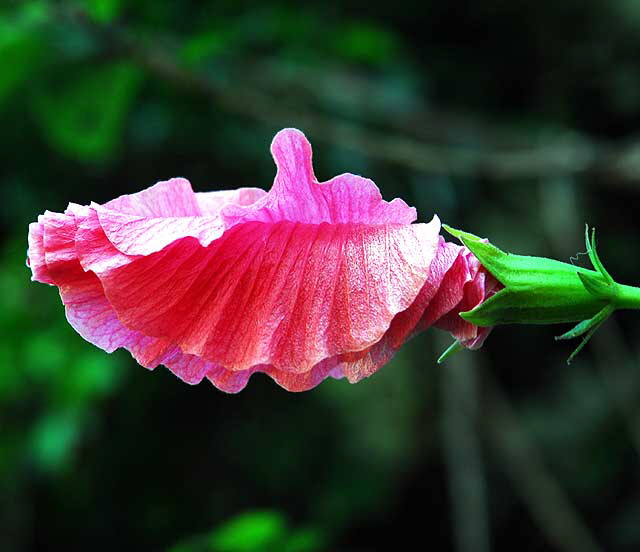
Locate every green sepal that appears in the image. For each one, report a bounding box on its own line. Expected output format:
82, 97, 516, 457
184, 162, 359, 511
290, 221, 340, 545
443, 225, 610, 327
584, 225, 614, 284
576, 271, 615, 300
437, 339, 463, 364
555, 304, 614, 363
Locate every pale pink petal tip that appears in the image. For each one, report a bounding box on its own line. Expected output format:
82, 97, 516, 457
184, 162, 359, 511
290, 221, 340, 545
27, 221, 54, 284
26, 128, 497, 393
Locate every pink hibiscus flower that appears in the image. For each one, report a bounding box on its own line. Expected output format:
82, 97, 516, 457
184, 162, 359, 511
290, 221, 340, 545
27, 128, 498, 392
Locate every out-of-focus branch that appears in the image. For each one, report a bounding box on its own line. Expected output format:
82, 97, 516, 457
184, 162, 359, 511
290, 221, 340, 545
482, 373, 603, 552
54, 5, 640, 185
592, 321, 640, 457
441, 337, 490, 552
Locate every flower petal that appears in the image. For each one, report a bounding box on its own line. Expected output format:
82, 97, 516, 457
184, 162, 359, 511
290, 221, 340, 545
97, 217, 441, 373
321, 237, 465, 383
26, 127, 499, 392
29, 205, 168, 366
75, 206, 134, 274
434, 251, 500, 346
101, 177, 200, 217
95, 179, 266, 256
220, 128, 417, 226
27, 219, 54, 284
196, 188, 266, 215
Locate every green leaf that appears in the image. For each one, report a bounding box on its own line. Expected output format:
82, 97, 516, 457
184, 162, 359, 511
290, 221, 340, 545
32, 61, 143, 161
209, 511, 287, 552
84, 0, 123, 23
334, 23, 398, 65
61, 352, 123, 406
0, 4, 46, 106
30, 410, 80, 472
170, 513, 325, 552
181, 30, 235, 65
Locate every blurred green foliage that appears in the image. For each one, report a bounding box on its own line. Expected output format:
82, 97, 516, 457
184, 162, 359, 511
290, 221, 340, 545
0, 240, 124, 478
2, 0, 640, 551
171, 510, 324, 552
84, 0, 123, 24
32, 61, 142, 161
0, 1, 45, 106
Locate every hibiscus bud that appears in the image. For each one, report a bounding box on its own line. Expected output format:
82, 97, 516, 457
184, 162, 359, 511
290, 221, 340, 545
442, 225, 609, 326
443, 224, 640, 362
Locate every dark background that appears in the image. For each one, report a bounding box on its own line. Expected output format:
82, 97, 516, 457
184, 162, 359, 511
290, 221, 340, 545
2, 1, 640, 551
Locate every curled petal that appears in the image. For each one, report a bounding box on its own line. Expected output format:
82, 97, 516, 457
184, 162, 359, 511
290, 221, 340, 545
33, 206, 167, 361
434, 250, 500, 347
196, 188, 267, 215
98, 218, 441, 372
95, 179, 266, 256
221, 129, 417, 226
27, 219, 54, 284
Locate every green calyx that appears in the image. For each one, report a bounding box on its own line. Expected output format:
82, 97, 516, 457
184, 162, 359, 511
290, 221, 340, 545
441, 224, 640, 363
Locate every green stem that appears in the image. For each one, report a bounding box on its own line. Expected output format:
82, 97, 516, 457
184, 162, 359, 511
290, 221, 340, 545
613, 283, 640, 310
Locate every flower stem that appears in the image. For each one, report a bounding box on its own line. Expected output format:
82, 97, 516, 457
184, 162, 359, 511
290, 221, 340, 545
613, 282, 640, 311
